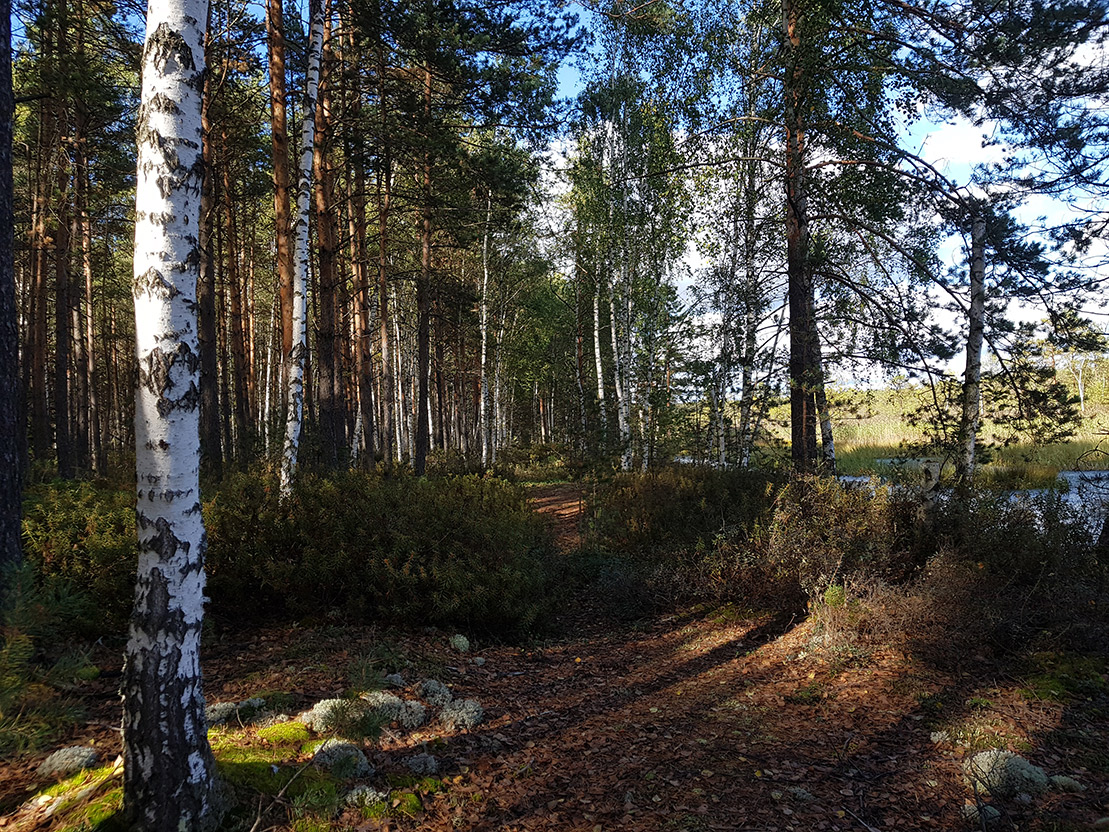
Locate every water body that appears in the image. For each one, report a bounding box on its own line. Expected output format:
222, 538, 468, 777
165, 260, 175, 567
840, 468, 1109, 529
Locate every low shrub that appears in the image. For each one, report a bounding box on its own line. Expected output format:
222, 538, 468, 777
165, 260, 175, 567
21, 471, 558, 638
587, 466, 780, 557
1, 567, 91, 754
759, 476, 922, 597
21, 479, 136, 630
204, 470, 556, 635
933, 490, 1098, 586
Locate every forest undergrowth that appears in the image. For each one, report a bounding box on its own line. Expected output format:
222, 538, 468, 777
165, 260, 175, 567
2, 467, 1108, 831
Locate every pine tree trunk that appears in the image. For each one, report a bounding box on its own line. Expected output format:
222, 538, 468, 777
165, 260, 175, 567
221, 141, 250, 461
266, 0, 294, 361
280, 0, 324, 494
197, 27, 221, 474
414, 65, 433, 476
29, 100, 52, 463
957, 214, 986, 490
74, 112, 102, 473
53, 135, 74, 478
0, 0, 22, 579
124, 0, 222, 824
345, 28, 374, 467
783, 0, 818, 474
313, 21, 343, 469
392, 284, 405, 460
376, 73, 394, 470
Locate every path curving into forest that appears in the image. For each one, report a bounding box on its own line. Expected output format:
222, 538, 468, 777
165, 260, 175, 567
529, 483, 587, 553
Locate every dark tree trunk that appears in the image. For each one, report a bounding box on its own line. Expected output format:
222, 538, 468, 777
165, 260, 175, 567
197, 11, 221, 475
29, 101, 51, 463
414, 66, 432, 476
221, 136, 250, 461
784, 0, 818, 474
313, 27, 343, 468
0, 0, 23, 581
267, 0, 294, 361
53, 146, 73, 479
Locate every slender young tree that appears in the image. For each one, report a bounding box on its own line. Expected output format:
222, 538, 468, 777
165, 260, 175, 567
280, 0, 324, 494
122, 0, 222, 824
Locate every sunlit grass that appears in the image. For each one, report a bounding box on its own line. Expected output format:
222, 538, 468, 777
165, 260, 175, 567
763, 389, 1109, 480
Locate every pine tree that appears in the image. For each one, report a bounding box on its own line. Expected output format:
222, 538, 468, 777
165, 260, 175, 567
0, 0, 21, 585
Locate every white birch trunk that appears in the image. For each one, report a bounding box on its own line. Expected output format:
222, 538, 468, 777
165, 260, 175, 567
124, 0, 222, 825
279, 0, 324, 495
351, 406, 362, 462
609, 277, 631, 470
479, 195, 492, 468
263, 293, 276, 454
593, 277, 606, 437
492, 317, 504, 465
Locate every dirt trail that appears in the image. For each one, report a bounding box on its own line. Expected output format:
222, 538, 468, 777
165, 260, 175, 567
529, 483, 587, 552
3, 484, 1103, 832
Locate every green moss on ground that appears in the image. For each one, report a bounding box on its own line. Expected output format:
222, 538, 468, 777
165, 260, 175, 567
257, 721, 311, 744
1020, 652, 1107, 702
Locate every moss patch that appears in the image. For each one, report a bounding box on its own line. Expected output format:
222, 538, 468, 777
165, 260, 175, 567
784, 682, 825, 705
390, 790, 423, 817
257, 720, 311, 744
1020, 652, 1107, 702
213, 734, 338, 801
29, 766, 123, 832
41, 764, 115, 798
359, 799, 390, 820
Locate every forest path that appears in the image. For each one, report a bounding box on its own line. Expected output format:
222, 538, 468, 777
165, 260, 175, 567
528, 482, 587, 553
4, 484, 1101, 831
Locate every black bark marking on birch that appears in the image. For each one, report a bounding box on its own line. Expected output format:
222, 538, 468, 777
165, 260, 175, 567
145, 517, 192, 562
134, 565, 173, 629
148, 91, 182, 116
158, 381, 200, 416
145, 23, 195, 74
135, 267, 180, 299
140, 347, 174, 397
139, 343, 202, 414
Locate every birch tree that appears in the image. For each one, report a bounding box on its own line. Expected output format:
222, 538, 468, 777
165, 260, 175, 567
123, 0, 223, 824
280, 0, 324, 494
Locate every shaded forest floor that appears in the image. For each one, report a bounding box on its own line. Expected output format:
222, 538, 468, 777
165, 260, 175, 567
3, 484, 1108, 831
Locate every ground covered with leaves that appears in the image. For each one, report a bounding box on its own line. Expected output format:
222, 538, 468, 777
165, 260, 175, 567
2, 484, 1108, 832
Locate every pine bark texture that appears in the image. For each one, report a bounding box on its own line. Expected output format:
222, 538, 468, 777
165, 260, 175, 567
123, 0, 222, 825
197, 43, 221, 473
957, 215, 986, 488
280, 0, 324, 494
783, 0, 819, 473
266, 0, 294, 359
0, 0, 22, 579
